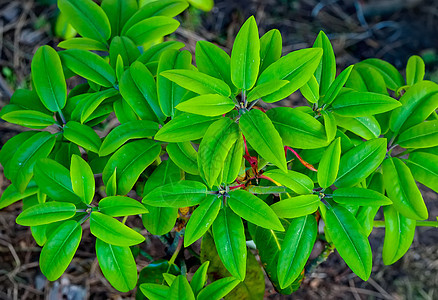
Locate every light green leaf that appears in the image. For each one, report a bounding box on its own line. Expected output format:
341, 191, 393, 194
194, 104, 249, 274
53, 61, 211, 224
58, 38, 108, 51
313, 31, 336, 96
406, 55, 425, 86
317, 137, 341, 188
1, 110, 55, 129
168, 275, 195, 300
259, 29, 282, 73
101, 0, 137, 38
300, 75, 319, 103
63, 121, 102, 153
70, 155, 95, 204
197, 277, 240, 300
167, 142, 199, 175
335, 115, 381, 140
109, 36, 140, 67
99, 196, 148, 217
320, 65, 353, 106
0, 182, 38, 209
406, 152, 438, 192
190, 261, 209, 296
16, 202, 76, 226
359, 58, 405, 91
222, 135, 244, 184
397, 120, 438, 148
246, 80, 289, 102
79, 89, 118, 123
125, 16, 179, 45
175, 94, 235, 117
333, 187, 392, 206
139, 283, 170, 300
270, 195, 320, 219
263, 169, 314, 194
187, 0, 213, 11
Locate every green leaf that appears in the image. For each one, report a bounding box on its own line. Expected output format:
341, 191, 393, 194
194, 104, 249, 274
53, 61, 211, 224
228, 189, 284, 231
333, 187, 392, 206
331, 91, 401, 117
406, 152, 438, 192
195, 41, 237, 95
90, 212, 145, 246
142, 180, 208, 207
1, 110, 55, 129
266, 107, 328, 149
335, 138, 387, 188
259, 29, 282, 73
34, 158, 81, 203
319, 65, 353, 106
0, 182, 38, 209
105, 167, 117, 197
102, 140, 161, 195
70, 155, 95, 204
167, 142, 199, 175
246, 80, 289, 102
406, 55, 425, 86
190, 261, 209, 296
58, 38, 109, 51
79, 89, 118, 123
278, 215, 317, 288
240, 109, 287, 172
270, 195, 320, 219
161, 69, 231, 97
175, 94, 235, 116
109, 36, 140, 67
139, 283, 170, 300
16, 202, 76, 226
257, 48, 323, 103
60, 49, 116, 87
187, 0, 213, 11
335, 115, 381, 140
382, 205, 416, 265
63, 121, 102, 153
197, 277, 240, 300
163, 273, 176, 286
184, 195, 220, 247
40, 220, 82, 281
31, 46, 67, 112
0, 131, 37, 174
313, 31, 336, 96
300, 75, 319, 103
154, 113, 220, 142
96, 238, 138, 292
212, 206, 247, 280
382, 157, 428, 220
125, 16, 179, 45
317, 137, 341, 188
101, 0, 137, 38
359, 58, 405, 91
8, 132, 56, 193
198, 117, 240, 187
231, 16, 260, 90
99, 196, 148, 217
168, 275, 195, 300
113, 98, 138, 123
222, 135, 244, 184
397, 120, 438, 148
58, 0, 111, 44
99, 120, 159, 156
325, 206, 372, 280
346, 64, 388, 94
263, 169, 314, 194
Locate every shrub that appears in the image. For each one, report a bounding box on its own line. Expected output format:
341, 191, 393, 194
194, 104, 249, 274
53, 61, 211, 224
0, 0, 437, 298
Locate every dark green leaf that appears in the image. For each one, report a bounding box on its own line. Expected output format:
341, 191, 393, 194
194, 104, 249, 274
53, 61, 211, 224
406, 152, 438, 192
70, 155, 95, 204
58, 38, 108, 51
101, 0, 137, 38
109, 36, 140, 67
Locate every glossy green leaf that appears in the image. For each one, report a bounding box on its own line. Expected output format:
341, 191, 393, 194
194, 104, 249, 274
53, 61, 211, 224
263, 169, 314, 194
278, 215, 317, 288
270, 195, 320, 219
58, 0, 110, 44
79, 89, 118, 123
382, 205, 416, 265
317, 137, 341, 188
266, 107, 328, 149
300, 75, 319, 103
197, 277, 240, 300
187, 0, 213, 11
154, 113, 220, 142
142, 180, 207, 207
406, 55, 425, 86
60, 49, 116, 87
63, 121, 102, 153
359, 58, 405, 91
397, 120, 438, 148
40, 220, 82, 281
184, 195, 220, 247
212, 206, 247, 280
169, 275, 195, 300
346, 64, 388, 94
335, 115, 381, 140
198, 117, 240, 187
109, 36, 140, 67
113, 98, 138, 123
222, 135, 244, 184
313, 31, 336, 96
382, 157, 428, 220
105, 167, 117, 197
139, 283, 170, 300
335, 138, 386, 188
99, 196, 148, 217
406, 152, 438, 192
259, 29, 282, 73
16, 202, 76, 226
0, 182, 38, 209
333, 187, 392, 206
175, 94, 235, 116
102, 139, 160, 195
320, 65, 353, 106
31, 46, 67, 112
125, 16, 179, 45
96, 238, 137, 292
70, 155, 95, 204
90, 212, 145, 246
167, 142, 199, 175
101, 0, 137, 38
190, 261, 209, 296
231, 16, 260, 90
246, 80, 289, 102
99, 120, 159, 156
1, 110, 55, 129
240, 109, 287, 172
325, 206, 372, 280
58, 38, 108, 51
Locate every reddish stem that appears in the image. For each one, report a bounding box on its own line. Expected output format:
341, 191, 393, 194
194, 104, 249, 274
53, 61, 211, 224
242, 134, 250, 157
258, 174, 278, 184
285, 146, 318, 172
252, 106, 266, 113
229, 183, 246, 190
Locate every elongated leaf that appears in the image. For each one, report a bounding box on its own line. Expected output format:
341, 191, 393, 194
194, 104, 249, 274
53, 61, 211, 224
359, 58, 405, 91
168, 276, 195, 300
0, 182, 38, 209
154, 113, 219, 142
102, 140, 160, 195
16, 202, 76, 226
99, 196, 148, 217
382, 205, 416, 265
113, 98, 138, 123
70, 155, 94, 204
320, 65, 353, 106
96, 238, 137, 292
40, 220, 82, 281
63, 121, 101, 153
58, 38, 108, 51
101, 0, 137, 38
300, 75, 319, 103
382, 157, 428, 220
109, 36, 140, 67
317, 137, 341, 188
142, 180, 207, 207
139, 283, 170, 300
0, 131, 37, 172
198, 117, 240, 187
90, 212, 145, 246
406, 152, 438, 192
259, 29, 282, 73
231, 16, 260, 90
246, 80, 289, 102
270, 195, 320, 218
175, 94, 235, 116
325, 206, 372, 280
184, 195, 220, 247
31, 46, 66, 112
335, 115, 381, 140
79, 89, 118, 123
99, 120, 159, 156
240, 109, 287, 172
406, 55, 425, 86
197, 277, 240, 300
167, 142, 199, 175
190, 261, 209, 296
212, 206, 247, 280
263, 169, 313, 194
1, 110, 55, 129
313, 31, 336, 96
335, 138, 386, 188
278, 215, 317, 288
397, 120, 438, 148
333, 187, 392, 206
346, 64, 388, 94
125, 16, 179, 45
222, 135, 244, 184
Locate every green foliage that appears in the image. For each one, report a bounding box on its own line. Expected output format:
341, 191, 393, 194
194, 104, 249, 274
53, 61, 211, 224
0, 2, 437, 298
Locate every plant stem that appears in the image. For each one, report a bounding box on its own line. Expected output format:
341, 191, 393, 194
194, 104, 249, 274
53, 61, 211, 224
169, 236, 184, 266
247, 98, 260, 110
374, 220, 438, 228
58, 109, 66, 125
